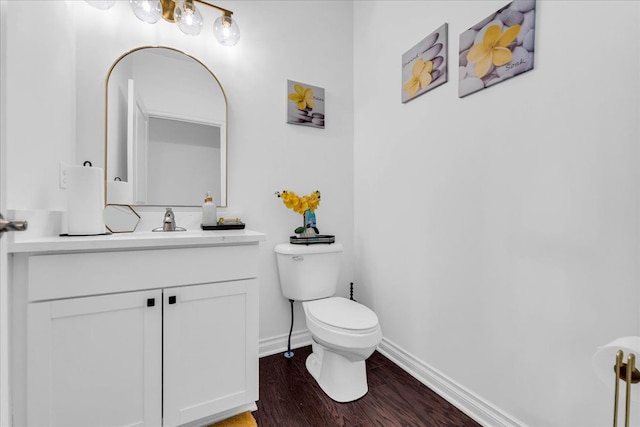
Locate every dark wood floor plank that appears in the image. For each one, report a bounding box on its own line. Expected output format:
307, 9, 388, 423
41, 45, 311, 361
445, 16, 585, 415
254, 346, 480, 427
255, 353, 311, 426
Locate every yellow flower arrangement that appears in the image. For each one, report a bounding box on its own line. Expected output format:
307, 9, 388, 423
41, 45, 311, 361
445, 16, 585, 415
275, 190, 321, 214
276, 190, 321, 236
467, 24, 521, 78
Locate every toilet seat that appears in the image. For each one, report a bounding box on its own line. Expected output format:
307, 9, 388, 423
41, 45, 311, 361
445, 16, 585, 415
304, 297, 379, 334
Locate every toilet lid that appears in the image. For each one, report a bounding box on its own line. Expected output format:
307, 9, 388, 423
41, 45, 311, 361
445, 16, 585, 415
306, 297, 378, 331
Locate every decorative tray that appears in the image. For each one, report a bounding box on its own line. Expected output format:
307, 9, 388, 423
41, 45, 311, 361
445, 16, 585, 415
289, 234, 335, 245
201, 223, 246, 230
59, 232, 112, 237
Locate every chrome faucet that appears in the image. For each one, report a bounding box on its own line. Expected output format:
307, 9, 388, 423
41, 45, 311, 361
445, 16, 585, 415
152, 208, 186, 232
162, 208, 176, 231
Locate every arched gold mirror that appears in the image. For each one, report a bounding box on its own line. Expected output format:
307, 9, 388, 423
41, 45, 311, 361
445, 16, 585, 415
105, 47, 227, 207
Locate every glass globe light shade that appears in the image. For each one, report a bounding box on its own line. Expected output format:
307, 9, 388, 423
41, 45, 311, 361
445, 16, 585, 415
85, 0, 116, 10
129, 0, 162, 24
174, 2, 204, 36
213, 15, 240, 47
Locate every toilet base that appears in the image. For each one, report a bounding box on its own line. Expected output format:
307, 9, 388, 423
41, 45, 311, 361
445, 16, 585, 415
305, 344, 368, 403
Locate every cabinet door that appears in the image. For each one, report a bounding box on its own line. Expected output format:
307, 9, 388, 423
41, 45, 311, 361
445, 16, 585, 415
27, 290, 162, 427
163, 279, 258, 427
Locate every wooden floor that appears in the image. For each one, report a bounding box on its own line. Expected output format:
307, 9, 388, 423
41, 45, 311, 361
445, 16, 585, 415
253, 346, 481, 427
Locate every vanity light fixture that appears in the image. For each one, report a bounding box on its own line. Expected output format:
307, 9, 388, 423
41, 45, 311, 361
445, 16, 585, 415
86, 0, 240, 46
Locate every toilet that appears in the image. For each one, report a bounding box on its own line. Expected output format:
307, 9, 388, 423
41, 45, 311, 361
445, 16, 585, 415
274, 242, 382, 403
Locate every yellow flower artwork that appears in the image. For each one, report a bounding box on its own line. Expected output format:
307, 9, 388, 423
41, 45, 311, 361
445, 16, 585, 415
458, 0, 536, 98
467, 24, 521, 78
402, 59, 433, 98
288, 84, 314, 110
401, 23, 448, 103
287, 80, 325, 129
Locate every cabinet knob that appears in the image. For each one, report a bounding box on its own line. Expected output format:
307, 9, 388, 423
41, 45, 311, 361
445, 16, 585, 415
168, 295, 176, 305
147, 298, 155, 307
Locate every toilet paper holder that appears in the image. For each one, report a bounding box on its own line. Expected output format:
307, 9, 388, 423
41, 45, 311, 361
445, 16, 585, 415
612, 350, 640, 427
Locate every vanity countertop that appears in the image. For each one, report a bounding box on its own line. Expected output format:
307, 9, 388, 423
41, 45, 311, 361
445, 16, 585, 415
8, 229, 266, 254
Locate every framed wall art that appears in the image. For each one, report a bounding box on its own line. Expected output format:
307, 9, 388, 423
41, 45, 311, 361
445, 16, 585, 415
459, 0, 536, 98
402, 23, 448, 103
287, 80, 325, 129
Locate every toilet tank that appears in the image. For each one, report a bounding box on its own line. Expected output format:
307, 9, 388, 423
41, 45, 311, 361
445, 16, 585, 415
274, 243, 343, 301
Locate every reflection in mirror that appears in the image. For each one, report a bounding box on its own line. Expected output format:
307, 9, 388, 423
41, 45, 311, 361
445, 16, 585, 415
103, 205, 141, 233
106, 47, 227, 207
147, 117, 221, 205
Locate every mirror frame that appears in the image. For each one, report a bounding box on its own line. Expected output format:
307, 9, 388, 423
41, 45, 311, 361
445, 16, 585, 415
104, 46, 228, 207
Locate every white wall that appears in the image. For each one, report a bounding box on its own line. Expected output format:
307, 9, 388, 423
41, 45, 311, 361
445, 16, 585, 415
354, 1, 640, 426
5, 2, 76, 211
4, 0, 354, 358
221, 0, 355, 343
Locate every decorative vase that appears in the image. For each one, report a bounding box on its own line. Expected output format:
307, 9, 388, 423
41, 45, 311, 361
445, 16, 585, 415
300, 209, 317, 238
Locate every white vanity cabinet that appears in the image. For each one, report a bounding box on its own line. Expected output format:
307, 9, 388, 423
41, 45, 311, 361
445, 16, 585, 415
28, 289, 164, 427
9, 231, 264, 427
163, 280, 257, 427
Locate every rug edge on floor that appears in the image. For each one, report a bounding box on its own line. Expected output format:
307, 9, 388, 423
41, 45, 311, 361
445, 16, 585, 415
209, 411, 257, 427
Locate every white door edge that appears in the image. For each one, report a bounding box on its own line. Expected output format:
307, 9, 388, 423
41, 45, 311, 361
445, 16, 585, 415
1, 1, 11, 426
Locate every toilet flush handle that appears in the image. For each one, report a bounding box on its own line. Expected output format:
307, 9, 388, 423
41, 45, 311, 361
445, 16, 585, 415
292, 255, 304, 261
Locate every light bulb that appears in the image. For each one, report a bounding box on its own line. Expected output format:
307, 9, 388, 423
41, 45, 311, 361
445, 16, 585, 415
129, 0, 162, 24
213, 15, 240, 47
174, 1, 204, 36
85, 0, 116, 10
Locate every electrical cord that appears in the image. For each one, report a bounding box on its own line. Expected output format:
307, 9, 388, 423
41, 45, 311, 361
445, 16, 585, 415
284, 299, 294, 358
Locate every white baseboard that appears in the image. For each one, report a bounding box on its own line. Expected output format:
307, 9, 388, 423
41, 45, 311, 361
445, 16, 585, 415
377, 338, 527, 427
259, 329, 312, 358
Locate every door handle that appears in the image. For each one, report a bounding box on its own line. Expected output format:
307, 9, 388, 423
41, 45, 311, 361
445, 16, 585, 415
0, 213, 27, 236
